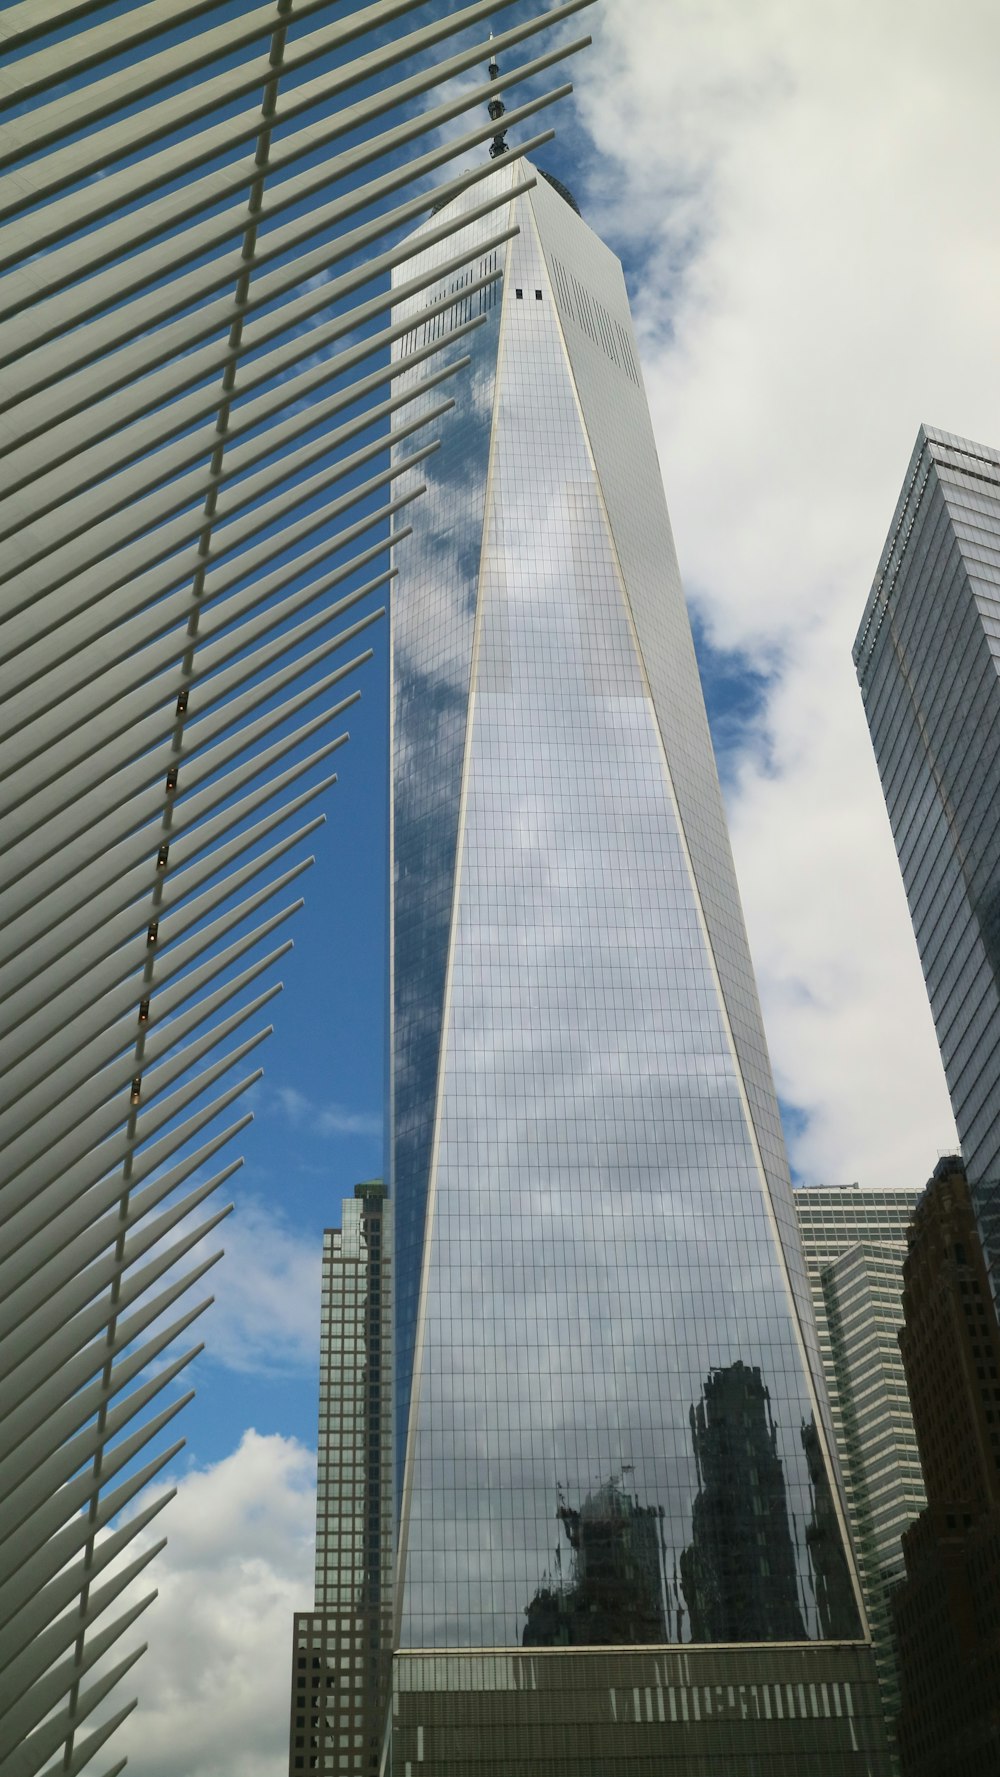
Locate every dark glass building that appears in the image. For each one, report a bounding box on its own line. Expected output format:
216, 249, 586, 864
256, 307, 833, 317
891, 1158, 1000, 1775
854, 427, 1000, 1285
387, 160, 886, 1771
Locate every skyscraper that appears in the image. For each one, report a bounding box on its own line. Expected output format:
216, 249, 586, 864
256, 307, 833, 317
853, 426, 1000, 1283
289, 1183, 393, 1777
891, 1157, 1000, 1775
387, 159, 887, 1770
795, 1185, 927, 1765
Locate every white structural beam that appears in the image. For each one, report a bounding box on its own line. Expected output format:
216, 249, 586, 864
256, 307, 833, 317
0, 1, 592, 1771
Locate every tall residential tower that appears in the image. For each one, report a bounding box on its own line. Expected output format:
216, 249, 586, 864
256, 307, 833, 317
289, 1185, 392, 1777
388, 160, 886, 1771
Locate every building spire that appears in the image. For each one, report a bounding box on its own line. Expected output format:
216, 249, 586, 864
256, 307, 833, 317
487, 33, 509, 159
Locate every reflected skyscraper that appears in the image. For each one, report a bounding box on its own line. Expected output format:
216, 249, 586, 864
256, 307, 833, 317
522, 1476, 669, 1648
680, 1361, 808, 1644
388, 156, 886, 1771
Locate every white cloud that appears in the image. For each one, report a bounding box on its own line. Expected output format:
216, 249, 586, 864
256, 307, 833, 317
567, 0, 1000, 1186
273, 1084, 381, 1140
112, 1432, 316, 1777
205, 1199, 322, 1375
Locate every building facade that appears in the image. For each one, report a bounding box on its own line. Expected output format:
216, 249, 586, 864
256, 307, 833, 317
891, 1158, 1000, 1775
853, 427, 1000, 1283
387, 161, 886, 1770
795, 1185, 926, 1763
289, 1184, 393, 1777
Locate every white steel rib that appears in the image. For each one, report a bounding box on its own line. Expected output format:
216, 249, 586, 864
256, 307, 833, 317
0, 1, 592, 1770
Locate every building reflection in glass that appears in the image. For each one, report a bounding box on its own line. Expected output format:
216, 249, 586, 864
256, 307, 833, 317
679, 1362, 808, 1643
523, 1475, 669, 1647
800, 1413, 863, 1641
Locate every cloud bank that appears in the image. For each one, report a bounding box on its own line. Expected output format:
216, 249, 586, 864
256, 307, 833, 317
115, 1433, 316, 1777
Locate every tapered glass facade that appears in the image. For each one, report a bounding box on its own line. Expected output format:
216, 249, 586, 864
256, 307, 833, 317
390, 164, 867, 1674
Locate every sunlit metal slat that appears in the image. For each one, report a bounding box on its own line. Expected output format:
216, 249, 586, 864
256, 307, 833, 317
0, 0, 368, 117
0, 919, 290, 1120
1, 88, 561, 397
0, 554, 390, 793
2, 643, 363, 911
0, 1491, 172, 1675
7, 360, 461, 593
2, 36, 578, 324
0, 171, 530, 472
0, 0, 572, 227
12, 1655, 145, 1777
0, 289, 487, 535
0, 1547, 162, 1722
1, 109, 559, 424
0, 1397, 193, 1580
0, 984, 280, 1188
0, 1444, 184, 1630
1, 881, 305, 1083
0, 794, 321, 1022
0, 1598, 154, 1760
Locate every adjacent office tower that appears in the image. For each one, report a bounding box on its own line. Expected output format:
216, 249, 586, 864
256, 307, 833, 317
289, 1185, 392, 1777
795, 1185, 927, 1766
387, 159, 887, 1771
854, 427, 1000, 1284
891, 1158, 1000, 1775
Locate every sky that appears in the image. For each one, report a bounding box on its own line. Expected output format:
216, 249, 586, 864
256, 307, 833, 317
91, 2, 1000, 1770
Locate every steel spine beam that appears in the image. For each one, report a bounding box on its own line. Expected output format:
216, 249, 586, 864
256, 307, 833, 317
0, 1, 591, 1771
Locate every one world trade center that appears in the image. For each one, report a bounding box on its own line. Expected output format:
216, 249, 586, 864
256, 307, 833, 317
387, 150, 887, 1773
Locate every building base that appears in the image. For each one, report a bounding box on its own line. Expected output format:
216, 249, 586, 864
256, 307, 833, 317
392, 1642, 890, 1774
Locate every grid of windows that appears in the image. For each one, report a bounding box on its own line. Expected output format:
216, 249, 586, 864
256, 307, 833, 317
288, 1189, 392, 1776
396, 251, 503, 361
854, 427, 1000, 1286
795, 1185, 926, 1765
389, 164, 862, 1663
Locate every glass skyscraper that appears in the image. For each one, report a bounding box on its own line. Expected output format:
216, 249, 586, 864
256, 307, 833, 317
289, 1185, 393, 1777
387, 159, 886, 1772
795, 1185, 927, 1766
854, 427, 1000, 1285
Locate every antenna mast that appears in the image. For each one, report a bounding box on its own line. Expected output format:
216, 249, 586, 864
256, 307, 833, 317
487, 34, 509, 159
